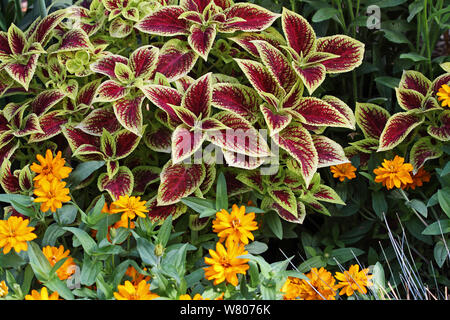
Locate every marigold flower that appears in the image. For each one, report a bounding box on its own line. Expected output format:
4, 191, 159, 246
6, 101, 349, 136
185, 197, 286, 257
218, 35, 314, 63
0, 280, 8, 297
125, 266, 150, 285
33, 178, 71, 212
404, 167, 431, 190
30, 149, 72, 186
204, 241, 249, 287
113, 280, 159, 300
330, 162, 357, 182
281, 267, 338, 300
42, 245, 76, 281
437, 84, 450, 107
0, 216, 37, 254
335, 264, 373, 296
110, 195, 149, 223
25, 287, 60, 300
212, 204, 258, 247
373, 155, 413, 190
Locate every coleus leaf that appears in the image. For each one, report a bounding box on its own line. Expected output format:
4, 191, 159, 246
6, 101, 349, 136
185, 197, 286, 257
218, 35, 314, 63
378, 111, 424, 152
268, 186, 297, 216
114, 62, 134, 84
313, 185, 345, 205
77, 79, 102, 107
109, 17, 134, 38
427, 110, 450, 141
76, 108, 121, 136
321, 95, 355, 130
229, 27, 286, 57
211, 83, 260, 124
98, 166, 134, 201
157, 160, 206, 205
4, 54, 39, 90
287, 97, 353, 128
55, 29, 92, 52
281, 8, 315, 57
222, 149, 266, 170
8, 24, 26, 55
272, 122, 318, 187
188, 24, 216, 61
139, 84, 182, 123
29, 10, 68, 44
221, 3, 280, 33
349, 138, 379, 154
28, 111, 67, 143
410, 136, 443, 173
355, 102, 390, 139
14, 113, 43, 137
0, 140, 19, 165
171, 125, 206, 163
262, 197, 306, 224
135, 6, 189, 36
207, 111, 271, 157
114, 129, 142, 159
182, 72, 212, 119
260, 104, 291, 136
252, 40, 297, 93
62, 125, 100, 152
131, 166, 161, 195
430, 73, 450, 96
292, 62, 326, 95
94, 80, 127, 102
395, 88, 424, 111
0, 159, 20, 193
31, 89, 66, 116
113, 94, 145, 136
146, 196, 187, 224
312, 135, 348, 168
129, 45, 159, 80
315, 35, 365, 73
143, 125, 172, 153
199, 161, 216, 194
90, 54, 129, 79
155, 39, 199, 82
236, 170, 265, 194
398, 70, 431, 96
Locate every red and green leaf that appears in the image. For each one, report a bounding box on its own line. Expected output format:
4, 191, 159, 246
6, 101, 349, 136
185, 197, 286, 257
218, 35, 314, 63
262, 197, 306, 224
221, 3, 280, 32
395, 88, 424, 111
260, 104, 291, 135
147, 196, 187, 224
188, 24, 216, 61
182, 72, 212, 119
113, 94, 145, 136
398, 70, 431, 96
312, 135, 348, 168
31, 89, 66, 116
95, 80, 127, 102
8, 24, 26, 55
236, 170, 265, 194
222, 150, 266, 170
172, 125, 205, 163
140, 84, 182, 122
378, 112, 424, 151
410, 136, 443, 172
313, 185, 345, 205
90, 54, 129, 79
157, 160, 206, 205
29, 10, 68, 44
281, 8, 315, 58
0, 159, 20, 193
355, 102, 390, 139
129, 45, 159, 80
4, 54, 40, 90
268, 186, 297, 216
316, 35, 364, 73
229, 27, 286, 57
135, 6, 189, 36
76, 108, 121, 136
131, 166, 161, 195
427, 110, 450, 141
143, 125, 172, 153
98, 166, 134, 201
56, 29, 92, 52
322, 95, 355, 130
292, 62, 326, 95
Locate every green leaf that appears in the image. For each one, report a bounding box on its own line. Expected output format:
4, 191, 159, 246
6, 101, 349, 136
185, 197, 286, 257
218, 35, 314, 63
156, 214, 172, 247
433, 240, 449, 268
372, 191, 387, 219
215, 172, 228, 211
327, 247, 365, 265
0, 193, 33, 206
10, 200, 36, 218
67, 161, 105, 187
399, 52, 427, 62
81, 255, 102, 286
376, 0, 408, 8
63, 227, 97, 255
45, 277, 74, 300
440, 162, 450, 177
312, 7, 339, 22
407, 199, 428, 218
437, 189, 450, 219
246, 241, 268, 255
422, 220, 450, 235
136, 237, 157, 266
382, 29, 411, 44
96, 273, 113, 300
265, 211, 283, 240
21, 265, 34, 296
56, 205, 78, 225
0, 251, 25, 268
375, 76, 401, 89
27, 241, 53, 281
181, 197, 217, 218
297, 255, 326, 273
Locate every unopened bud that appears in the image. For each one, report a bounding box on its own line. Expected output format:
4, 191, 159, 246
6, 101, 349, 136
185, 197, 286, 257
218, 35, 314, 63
154, 243, 165, 257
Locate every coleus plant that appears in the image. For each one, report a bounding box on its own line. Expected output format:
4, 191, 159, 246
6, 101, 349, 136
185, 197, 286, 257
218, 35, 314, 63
0, 1, 364, 226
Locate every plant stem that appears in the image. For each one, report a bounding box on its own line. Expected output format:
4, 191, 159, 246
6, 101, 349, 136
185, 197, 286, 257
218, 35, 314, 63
422, 0, 433, 78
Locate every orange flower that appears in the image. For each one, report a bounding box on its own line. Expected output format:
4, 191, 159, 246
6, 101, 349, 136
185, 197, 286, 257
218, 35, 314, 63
25, 287, 60, 300
125, 266, 150, 285
437, 84, 450, 107
113, 280, 159, 300
404, 167, 431, 190
42, 245, 76, 281
30, 149, 72, 186
335, 264, 373, 296
330, 163, 357, 182
373, 155, 413, 190
0, 280, 8, 297
212, 204, 258, 247
110, 195, 148, 223
33, 178, 71, 212
179, 293, 206, 300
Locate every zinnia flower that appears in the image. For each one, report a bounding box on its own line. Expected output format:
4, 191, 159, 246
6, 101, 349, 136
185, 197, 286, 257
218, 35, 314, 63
373, 155, 413, 190
335, 264, 373, 296
113, 280, 159, 300
30, 149, 72, 186
33, 178, 71, 212
42, 245, 76, 281
404, 167, 431, 190
110, 195, 149, 223
25, 287, 60, 300
204, 241, 249, 287
281, 267, 338, 300
212, 204, 258, 247
0, 280, 8, 297
330, 162, 357, 181
437, 84, 450, 107
125, 266, 150, 285
179, 293, 206, 300
0, 216, 37, 254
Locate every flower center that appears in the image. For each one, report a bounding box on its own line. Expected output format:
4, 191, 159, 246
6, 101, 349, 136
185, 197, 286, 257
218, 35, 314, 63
231, 218, 240, 229
220, 257, 231, 268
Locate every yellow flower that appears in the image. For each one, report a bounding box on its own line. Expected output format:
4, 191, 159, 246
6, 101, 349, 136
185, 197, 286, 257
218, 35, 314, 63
110, 195, 149, 223
113, 280, 159, 300
0, 216, 37, 254
281, 267, 338, 300
25, 287, 60, 300
373, 155, 413, 190
30, 149, 72, 186
437, 84, 450, 107
42, 245, 76, 281
330, 163, 357, 182
335, 264, 373, 296
212, 204, 258, 247
204, 241, 249, 287
33, 178, 71, 212
0, 280, 8, 297
404, 167, 431, 190
179, 293, 206, 300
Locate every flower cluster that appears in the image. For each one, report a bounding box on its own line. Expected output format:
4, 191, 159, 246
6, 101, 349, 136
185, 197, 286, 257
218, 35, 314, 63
281, 264, 373, 300
31, 150, 72, 213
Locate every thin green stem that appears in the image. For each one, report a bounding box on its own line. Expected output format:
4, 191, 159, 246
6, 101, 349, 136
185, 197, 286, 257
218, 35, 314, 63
422, 0, 433, 78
